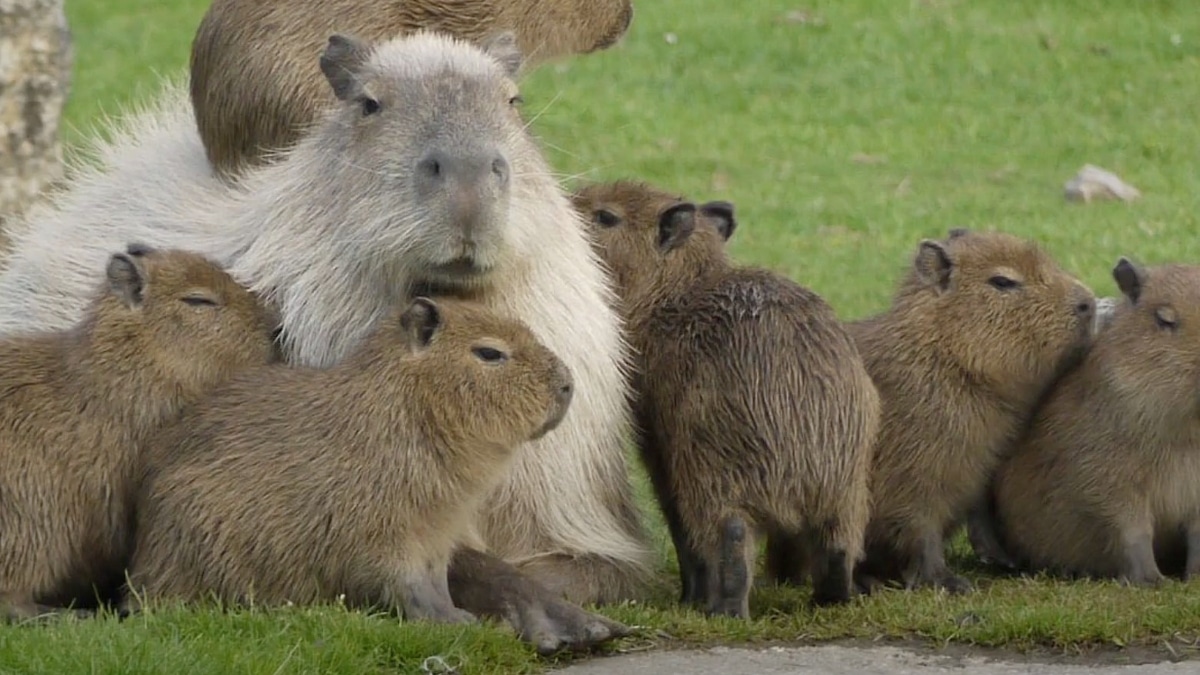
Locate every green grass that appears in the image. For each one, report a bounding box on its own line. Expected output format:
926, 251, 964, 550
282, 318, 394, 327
21, 0, 1200, 672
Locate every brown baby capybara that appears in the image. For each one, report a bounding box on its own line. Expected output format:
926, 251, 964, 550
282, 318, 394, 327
821, 228, 1096, 594
190, 0, 635, 176
0, 244, 278, 621
570, 180, 881, 617
991, 259, 1200, 585
122, 296, 580, 628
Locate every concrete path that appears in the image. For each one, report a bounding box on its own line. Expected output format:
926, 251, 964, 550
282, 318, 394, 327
554, 644, 1199, 674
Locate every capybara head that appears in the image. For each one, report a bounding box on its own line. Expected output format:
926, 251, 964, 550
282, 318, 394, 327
893, 228, 1096, 400
1092, 259, 1200, 417
92, 243, 280, 389
571, 180, 736, 308
315, 31, 536, 290
368, 296, 573, 448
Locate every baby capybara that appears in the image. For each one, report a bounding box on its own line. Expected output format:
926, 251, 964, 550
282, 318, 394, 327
0, 244, 278, 621
571, 180, 880, 617
992, 259, 1200, 585
122, 296, 573, 625
844, 228, 1095, 594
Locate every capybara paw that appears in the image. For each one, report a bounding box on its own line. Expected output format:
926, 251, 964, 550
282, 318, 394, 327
937, 573, 975, 595
703, 600, 749, 620
432, 607, 477, 624
809, 584, 853, 608
971, 542, 1019, 571
1119, 571, 1165, 588
1, 602, 91, 624
1185, 564, 1200, 583
522, 597, 630, 656
852, 572, 883, 596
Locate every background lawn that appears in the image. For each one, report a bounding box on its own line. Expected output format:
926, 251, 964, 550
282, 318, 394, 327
4, 0, 1199, 673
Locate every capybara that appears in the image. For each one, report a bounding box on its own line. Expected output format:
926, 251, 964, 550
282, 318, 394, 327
0, 31, 643, 652
123, 296, 575, 626
827, 228, 1096, 594
0, 244, 278, 621
190, 0, 635, 177
991, 259, 1200, 585
571, 180, 880, 617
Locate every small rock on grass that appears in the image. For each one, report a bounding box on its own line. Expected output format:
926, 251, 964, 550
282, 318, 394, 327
1064, 164, 1141, 203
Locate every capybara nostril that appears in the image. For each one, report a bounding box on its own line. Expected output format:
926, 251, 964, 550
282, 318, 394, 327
491, 156, 510, 185
417, 152, 444, 181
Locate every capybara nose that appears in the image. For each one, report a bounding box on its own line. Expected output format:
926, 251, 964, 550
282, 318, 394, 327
554, 360, 574, 411
557, 379, 574, 410
416, 148, 510, 189
531, 362, 574, 441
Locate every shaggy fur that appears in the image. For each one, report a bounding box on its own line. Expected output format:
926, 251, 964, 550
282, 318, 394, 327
0, 246, 277, 621
0, 31, 650, 615
572, 180, 880, 618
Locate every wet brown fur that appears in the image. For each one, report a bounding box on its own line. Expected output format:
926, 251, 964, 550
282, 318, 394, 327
992, 260, 1200, 585
0, 245, 279, 621
122, 297, 575, 624
570, 180, 881, 618
843, 228, 1096, 594
190, 0, 635, 177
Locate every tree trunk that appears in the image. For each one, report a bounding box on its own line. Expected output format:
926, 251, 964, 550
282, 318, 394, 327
0, 0, 72, 250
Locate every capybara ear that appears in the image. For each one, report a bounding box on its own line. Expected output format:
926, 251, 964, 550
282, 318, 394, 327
400, 297, 442, 349
319, 34, 373, 101
1113, 257, 1146, 305
482, 31, 524, 79
947, 228, 970, 240
657, 202, 698, 252
699, 200, 737, 241
914, 239, 954, 292
106, 252, 148, 309
124, 242, 157, 258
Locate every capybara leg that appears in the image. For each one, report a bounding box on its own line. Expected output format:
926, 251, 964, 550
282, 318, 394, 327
448, 547, 630, 656
965, 495, 1018, 571
764, 529, 810, 587
513, 552, 646, 606
906, 525, 973, 594
703, 515, 752, 619
394, 566, 476, 624
1185, 518, 1200, 581
1117, 523, 1165, 587
809, 528, 854, 608
660, 498, 706, 607
851, 543, 896, 595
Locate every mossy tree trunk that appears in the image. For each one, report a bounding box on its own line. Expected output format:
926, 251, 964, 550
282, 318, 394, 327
0, 0, 73, 249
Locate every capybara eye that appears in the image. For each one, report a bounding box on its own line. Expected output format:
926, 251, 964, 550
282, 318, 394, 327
359, 97, 381, 116
595, 210, 621, 228
1155, 306, 1178, 330
472, 346, 508, 363
988, 275, 1019, 290
181, 296, 220, 307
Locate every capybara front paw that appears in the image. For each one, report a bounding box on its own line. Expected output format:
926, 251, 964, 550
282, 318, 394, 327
521, 597, 630, 655
936, 573, 975, 595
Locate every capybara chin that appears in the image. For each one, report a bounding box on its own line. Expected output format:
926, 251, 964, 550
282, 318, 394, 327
190, 0, 635, 177
845, 228, 1096, 594
992, 259, 1200, 586
123, 296, 572, 623
0, 29, 649, 649
0, 244, 278, 622
572, 180, 880, 617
